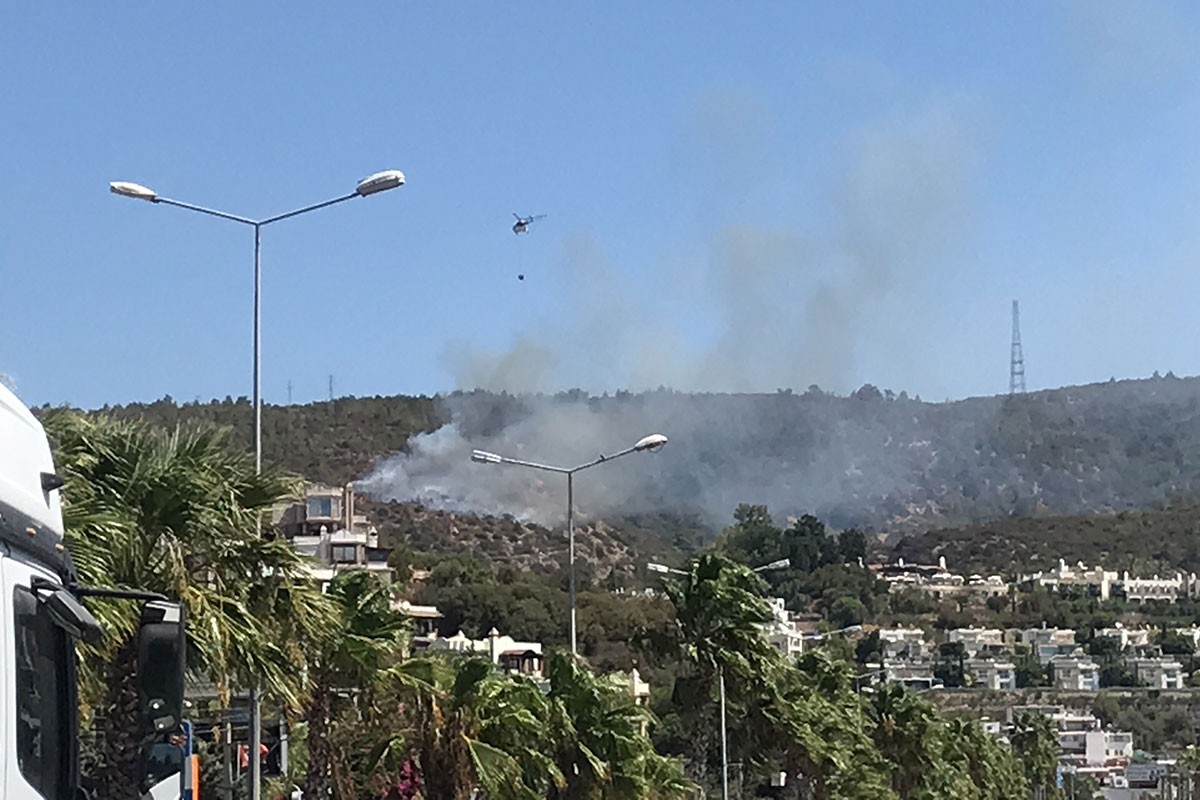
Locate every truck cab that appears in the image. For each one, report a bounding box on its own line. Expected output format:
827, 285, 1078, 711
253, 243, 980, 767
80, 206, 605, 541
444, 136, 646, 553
0, 383, 187, 800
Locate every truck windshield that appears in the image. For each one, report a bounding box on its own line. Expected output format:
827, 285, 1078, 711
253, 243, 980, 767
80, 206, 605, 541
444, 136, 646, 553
14, 585, 71, 800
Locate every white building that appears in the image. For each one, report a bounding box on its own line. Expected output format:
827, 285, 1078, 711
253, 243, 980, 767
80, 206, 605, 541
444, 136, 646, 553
1096, 624, 1153, 651
427, 628, 546, 678
947, 627, 1006, 657
394, 600, 444, 652
965, 658, 1016, 691
1128, 657, 1184, 689
1119, 571, 1192, 604
1113, 573, 1200, 604
623, 668, 651, 706
1018, 626, 1078, 664
1048, 655, 1100, 692
1058, 729, 1134, 767
764, 597, 823, 659
882, 556, 1008, 601
1021, 560, 1117, 601
881, 659, 942, 691
877, 626, 929, 660
764, 598, 806, 659
1007, 705, 1135, 785
1173, 626, 1200, 650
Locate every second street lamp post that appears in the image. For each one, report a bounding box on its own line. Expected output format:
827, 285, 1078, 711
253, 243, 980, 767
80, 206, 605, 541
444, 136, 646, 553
471, 433, 668, 655
647, 557, 791, 800
111, 170, 405, 800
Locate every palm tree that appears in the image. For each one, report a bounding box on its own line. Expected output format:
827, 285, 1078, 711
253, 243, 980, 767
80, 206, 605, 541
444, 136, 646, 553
303, 570, 409, 799
769, 650, 895, 800
941, 717, 1030, 800
867, 682, 944, 797
46, 411, 334, 799
543, 652, 693, 800
1010, 712, 1062, 799
384, 654, 563, 800
658, 553, 782, 785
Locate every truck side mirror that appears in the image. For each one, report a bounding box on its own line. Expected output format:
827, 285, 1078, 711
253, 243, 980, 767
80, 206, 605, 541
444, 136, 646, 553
137, 600, 186, 735
43, 587, 103, 644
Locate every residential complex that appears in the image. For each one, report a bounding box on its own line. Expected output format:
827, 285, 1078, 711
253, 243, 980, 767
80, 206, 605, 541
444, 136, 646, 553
882, 556, 1200, 606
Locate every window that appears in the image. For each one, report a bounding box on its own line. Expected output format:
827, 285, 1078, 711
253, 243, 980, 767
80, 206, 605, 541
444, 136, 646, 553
306, 496, 337, 518
14, 586, 71, 800
331, 545, 358, 564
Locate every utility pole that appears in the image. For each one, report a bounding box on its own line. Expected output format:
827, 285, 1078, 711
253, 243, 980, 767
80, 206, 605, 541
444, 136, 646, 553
1010, 299, 1026, 394
328, 374, 334, 401
286, 380, 293, 405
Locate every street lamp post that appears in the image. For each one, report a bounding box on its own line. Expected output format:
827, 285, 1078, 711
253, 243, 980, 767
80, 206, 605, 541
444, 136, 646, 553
646, 556, 791, 800
111, 170, 405, 800
110, 170, 404, 472
471, 433, 667, 655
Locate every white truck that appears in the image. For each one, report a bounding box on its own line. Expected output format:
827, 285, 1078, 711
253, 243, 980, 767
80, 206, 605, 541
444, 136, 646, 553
0, 382, 188, 800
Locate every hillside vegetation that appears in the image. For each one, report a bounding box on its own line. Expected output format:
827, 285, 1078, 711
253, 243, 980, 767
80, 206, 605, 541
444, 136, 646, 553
50, 372, 1200, 567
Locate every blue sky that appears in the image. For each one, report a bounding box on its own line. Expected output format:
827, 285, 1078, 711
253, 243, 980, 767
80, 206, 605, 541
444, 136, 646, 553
4, 2, 1200, 408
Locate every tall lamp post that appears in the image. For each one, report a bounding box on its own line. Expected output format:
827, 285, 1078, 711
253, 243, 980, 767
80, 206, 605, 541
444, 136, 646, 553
647, 557, 791, 800
111, 170, 405, 800
471, 433, 668, 655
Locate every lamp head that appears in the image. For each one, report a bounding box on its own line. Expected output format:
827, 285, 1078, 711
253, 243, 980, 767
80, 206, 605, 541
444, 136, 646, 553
356, 169, 406, 196
471, 450, 502, 465
110, 181, 158, 202
633, 433, 668, 452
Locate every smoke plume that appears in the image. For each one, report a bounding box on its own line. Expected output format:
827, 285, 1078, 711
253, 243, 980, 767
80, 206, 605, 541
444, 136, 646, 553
359, 389, 933, 530
445, 89, 977, 396
363, 88, 983, 527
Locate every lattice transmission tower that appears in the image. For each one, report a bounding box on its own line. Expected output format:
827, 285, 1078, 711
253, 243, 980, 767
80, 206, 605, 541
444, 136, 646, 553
1009, 299, 1026, 394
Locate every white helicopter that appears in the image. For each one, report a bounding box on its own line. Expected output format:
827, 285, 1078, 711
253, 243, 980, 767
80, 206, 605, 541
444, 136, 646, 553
512, 213, 547, 235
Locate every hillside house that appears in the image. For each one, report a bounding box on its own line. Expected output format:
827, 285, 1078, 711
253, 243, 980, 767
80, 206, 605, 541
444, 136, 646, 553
1118, 571, 1195, 604
947, 627, 1006, 658
1128, 657, 1184, 689
965, 658, 1016, 691
1048, 655, 1100, 692
275, 483, 392, 584
1096, 624, 1154, 651
393, 600, 444, 653
1021, 560, 1117, 601
881, 659, 941, 692
427, 628, 546, 679
877, 626, 930, 660
1018, 626, 1078, 664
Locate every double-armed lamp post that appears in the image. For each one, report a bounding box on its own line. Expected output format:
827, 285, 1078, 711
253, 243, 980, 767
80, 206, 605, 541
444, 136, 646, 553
471, 433, 668, 655
111, 169, 405, 800
110, 170, 405, 473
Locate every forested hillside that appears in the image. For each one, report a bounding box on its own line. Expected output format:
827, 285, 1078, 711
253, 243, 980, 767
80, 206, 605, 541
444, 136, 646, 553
60, 373, 1200, 546
80, 392, 444, 485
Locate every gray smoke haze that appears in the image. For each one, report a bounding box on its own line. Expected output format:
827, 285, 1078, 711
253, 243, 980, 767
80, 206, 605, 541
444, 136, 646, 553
446, 90, 978, 396
359, 377, 1200, 531
365, 89, 983, 527
358, 389, 955, 530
